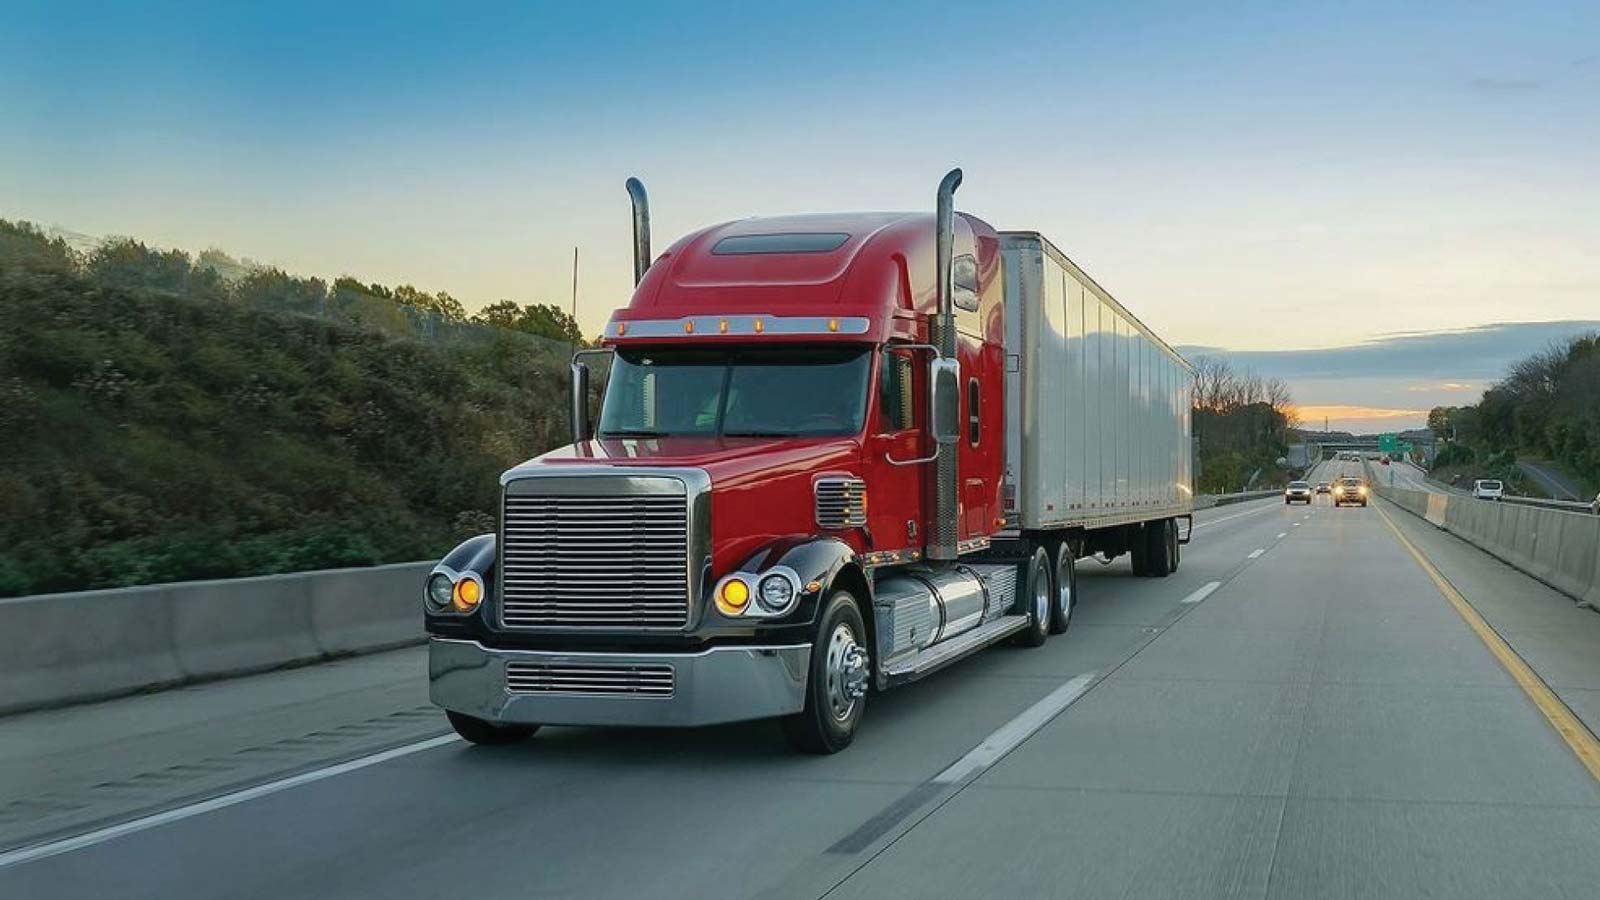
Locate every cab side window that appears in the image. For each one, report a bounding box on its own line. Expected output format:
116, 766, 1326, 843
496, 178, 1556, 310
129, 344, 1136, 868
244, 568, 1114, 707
952, 253, 979, 312
967, 378, 981, 445
879, 352, 914, 432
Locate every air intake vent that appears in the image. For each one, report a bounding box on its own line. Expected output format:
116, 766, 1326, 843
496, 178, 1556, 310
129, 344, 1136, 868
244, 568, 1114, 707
506, 661, 674, 697
815, 477, 867, 529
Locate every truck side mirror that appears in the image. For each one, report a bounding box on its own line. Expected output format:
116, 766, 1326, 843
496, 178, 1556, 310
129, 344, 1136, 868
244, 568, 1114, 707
570, 362, 592, 443
930, 357, 960, 445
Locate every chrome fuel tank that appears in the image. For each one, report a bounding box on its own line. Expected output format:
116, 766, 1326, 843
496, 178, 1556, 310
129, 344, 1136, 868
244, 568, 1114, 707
873, 563, 1019, 666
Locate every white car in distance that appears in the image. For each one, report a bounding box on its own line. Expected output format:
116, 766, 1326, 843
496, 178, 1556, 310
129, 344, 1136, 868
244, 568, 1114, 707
1472, 479, 1505, 501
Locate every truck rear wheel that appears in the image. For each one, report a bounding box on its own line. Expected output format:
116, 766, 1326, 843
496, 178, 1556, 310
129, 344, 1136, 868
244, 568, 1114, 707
446, 711, 538, 745
1012, 546, 1051, 647
1167, 520, 1181, 573
1129, 524, 1150, 576
1144, 520, 1172, 578
784, 591, 869, 754
1049, 542, 1076, 635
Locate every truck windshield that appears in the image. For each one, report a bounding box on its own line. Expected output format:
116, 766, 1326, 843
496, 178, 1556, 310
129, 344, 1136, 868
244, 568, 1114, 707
597, 346, 872, 438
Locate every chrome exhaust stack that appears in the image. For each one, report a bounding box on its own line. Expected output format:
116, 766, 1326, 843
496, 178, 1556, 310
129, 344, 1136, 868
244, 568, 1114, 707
625, 177, 652, 285
929, 167, 963, 561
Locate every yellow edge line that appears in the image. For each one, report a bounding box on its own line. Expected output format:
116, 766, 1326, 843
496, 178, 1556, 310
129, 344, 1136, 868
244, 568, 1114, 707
1375, 503, 1600, 782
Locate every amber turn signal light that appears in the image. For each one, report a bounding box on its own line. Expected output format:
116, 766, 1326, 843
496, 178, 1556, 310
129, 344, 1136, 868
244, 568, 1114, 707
452, 576, 482, 612
716, 578, 751, 616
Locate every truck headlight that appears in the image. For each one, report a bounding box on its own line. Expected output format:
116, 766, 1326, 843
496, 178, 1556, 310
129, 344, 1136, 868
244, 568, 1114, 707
426, 573, 454, 612
757, 573, 797, 613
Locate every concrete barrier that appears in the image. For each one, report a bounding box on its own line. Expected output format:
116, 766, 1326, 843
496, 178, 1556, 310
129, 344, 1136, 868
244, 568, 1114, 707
1194, 490, 1280, 510
0, 584, 185, 715
0, 561, 429, 716
309, 562, 435, 655
1375, 478, 1600, 613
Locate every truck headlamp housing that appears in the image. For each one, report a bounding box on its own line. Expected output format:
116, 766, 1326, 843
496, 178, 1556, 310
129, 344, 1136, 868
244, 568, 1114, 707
714, 567, 803, 618
757, 572, 797, 614
425, 573, 455, 612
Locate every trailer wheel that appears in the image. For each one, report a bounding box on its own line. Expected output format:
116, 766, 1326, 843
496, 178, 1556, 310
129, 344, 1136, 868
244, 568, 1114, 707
446, 711, 538, 745
783, 591, 869, 754
1144, 520, 1172, 577
1012, 546, 1051, 647
1166, 520, 1181, 573
1049, 542, 1076, 635
1129, 524, 1150, 576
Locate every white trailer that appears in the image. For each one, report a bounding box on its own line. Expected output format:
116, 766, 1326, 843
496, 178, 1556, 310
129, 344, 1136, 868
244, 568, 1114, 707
999, 231, 1194, 540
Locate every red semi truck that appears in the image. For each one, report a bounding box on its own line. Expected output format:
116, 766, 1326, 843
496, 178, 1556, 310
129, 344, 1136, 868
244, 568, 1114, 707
425, 170, 1194, 752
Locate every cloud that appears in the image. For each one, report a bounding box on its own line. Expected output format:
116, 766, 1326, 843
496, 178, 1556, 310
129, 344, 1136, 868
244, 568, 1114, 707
1177, 320, 1600, 383
1403, 381, 1476, 392
1296, 404, 1427, 421
1464, 76, 1543, 93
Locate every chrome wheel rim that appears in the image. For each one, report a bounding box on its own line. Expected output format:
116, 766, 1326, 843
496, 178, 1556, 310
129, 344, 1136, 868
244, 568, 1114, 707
1033, 559, 1050, 629
824, 621, 867, 722
1056, 560, 1073, 624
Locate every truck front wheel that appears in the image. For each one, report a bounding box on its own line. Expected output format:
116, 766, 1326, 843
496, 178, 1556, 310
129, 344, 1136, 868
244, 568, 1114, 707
784, 591, 869, 754
446, 711, 538, 745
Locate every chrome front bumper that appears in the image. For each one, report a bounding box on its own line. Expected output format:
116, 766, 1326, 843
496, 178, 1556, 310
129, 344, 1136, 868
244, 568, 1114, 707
429, 638, 811, 727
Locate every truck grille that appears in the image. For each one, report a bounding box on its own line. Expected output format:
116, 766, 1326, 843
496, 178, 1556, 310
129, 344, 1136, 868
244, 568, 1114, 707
500, 491, 690, 628
505, 661, 674, 697
815, 477, 867, 529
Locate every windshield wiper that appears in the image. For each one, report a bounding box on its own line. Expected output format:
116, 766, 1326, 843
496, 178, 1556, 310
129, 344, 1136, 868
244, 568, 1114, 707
722, 430, 802, 437
599, 429, 670, 438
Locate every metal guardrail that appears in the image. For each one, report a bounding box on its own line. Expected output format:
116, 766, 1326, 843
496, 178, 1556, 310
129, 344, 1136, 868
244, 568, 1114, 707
1501, 494, 1597, 513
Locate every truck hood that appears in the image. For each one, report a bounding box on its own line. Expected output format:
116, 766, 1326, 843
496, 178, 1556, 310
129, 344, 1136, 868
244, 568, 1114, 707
504, 436, 859, 487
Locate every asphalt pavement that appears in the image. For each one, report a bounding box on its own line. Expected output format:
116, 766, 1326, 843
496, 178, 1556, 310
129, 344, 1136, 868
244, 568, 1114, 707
5, 482, 1600, 899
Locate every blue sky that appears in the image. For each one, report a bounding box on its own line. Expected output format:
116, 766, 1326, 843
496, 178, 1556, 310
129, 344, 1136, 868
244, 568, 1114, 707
3, 1, 1598, 431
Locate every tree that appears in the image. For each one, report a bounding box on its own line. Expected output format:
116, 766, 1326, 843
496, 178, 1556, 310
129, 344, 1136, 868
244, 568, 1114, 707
470, 300, 582, 345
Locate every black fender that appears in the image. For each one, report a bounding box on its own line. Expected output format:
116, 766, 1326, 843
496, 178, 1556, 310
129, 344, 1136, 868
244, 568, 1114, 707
727, 536, 869, 629
434, 533, 496, 585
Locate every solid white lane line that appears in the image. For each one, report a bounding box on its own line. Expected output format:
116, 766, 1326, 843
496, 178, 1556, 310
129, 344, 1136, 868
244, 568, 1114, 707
1247, 548, 1265, 559
0, 733, 461, 870
1181, 581, 1222, 604
933, 672, 1097, 785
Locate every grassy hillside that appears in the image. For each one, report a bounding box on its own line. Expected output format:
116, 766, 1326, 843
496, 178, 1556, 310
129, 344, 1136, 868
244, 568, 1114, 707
0, 221, 575, 597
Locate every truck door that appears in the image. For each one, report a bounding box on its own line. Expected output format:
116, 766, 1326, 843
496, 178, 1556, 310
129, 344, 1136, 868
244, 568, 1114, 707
866, 348, 927, 558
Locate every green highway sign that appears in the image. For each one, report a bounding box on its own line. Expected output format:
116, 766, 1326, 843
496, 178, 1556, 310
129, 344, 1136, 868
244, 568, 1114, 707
1378, 433, 1398, 453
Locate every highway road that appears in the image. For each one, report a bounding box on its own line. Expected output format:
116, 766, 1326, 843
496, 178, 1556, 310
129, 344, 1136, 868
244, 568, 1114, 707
6, 472, 1600, 899
1517, 459, 1589, 502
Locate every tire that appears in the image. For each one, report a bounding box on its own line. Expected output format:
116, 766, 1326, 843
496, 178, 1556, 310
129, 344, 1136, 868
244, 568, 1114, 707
1129, 524, 1150, 576
784, 591, 870, 754
1012, 546, 1052, 647
447, 711, 537, 745
1049, 541, 1076, 635
1144, 519, 1172, 577
1167, 520, 1181, 573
